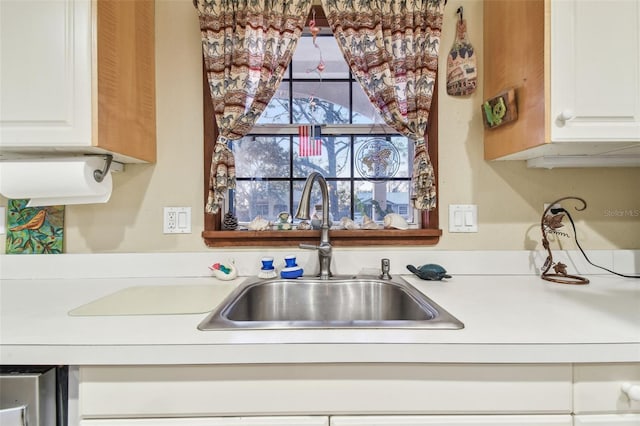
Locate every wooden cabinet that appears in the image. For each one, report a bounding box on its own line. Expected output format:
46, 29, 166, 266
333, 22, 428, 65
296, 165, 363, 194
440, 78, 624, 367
483, 0, 640, 168
0, 0, 156, 163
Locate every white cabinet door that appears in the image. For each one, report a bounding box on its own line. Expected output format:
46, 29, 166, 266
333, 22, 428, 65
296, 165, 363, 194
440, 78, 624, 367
80, 420, 216, 426
573, 363, 640, 414
330, 415, 572, 426
574, 414, 640, 425
80, 417, 329, 426
0, 0, 92, 147
79, 365, 572, 418
551, 0, 640, 143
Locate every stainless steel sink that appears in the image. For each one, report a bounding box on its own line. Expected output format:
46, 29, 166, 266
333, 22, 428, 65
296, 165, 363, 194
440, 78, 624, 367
198, 276, 464, 330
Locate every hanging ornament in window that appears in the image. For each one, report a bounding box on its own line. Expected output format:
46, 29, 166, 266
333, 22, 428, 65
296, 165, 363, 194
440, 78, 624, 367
309, 18, 320, 42
306, 10, 325, 76
304, 9, 325, 125
355, 138, 401, 182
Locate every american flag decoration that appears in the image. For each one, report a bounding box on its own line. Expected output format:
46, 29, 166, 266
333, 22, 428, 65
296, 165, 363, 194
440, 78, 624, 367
298, 125, 322, 157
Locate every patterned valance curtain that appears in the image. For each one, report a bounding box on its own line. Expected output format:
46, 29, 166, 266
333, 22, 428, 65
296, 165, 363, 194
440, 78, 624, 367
194, 0, 312, 214
321, 0, 446, 211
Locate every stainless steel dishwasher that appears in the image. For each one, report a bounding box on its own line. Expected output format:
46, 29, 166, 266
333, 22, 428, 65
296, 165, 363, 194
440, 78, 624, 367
0, 366, 67, 426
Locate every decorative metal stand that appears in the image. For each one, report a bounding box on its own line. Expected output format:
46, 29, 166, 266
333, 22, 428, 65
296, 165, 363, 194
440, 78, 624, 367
540, 196, 589, 285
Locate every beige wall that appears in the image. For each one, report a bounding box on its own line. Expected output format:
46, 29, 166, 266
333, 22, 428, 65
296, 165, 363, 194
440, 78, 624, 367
2, 0, 639, 253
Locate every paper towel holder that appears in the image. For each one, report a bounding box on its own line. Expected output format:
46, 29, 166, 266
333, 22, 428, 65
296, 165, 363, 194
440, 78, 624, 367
0, 155, 120, 207
93, 154, 113, 183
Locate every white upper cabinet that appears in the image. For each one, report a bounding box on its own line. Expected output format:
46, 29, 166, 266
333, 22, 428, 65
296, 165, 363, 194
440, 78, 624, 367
0, 0, 156, 163
0, 0, 92, 148
484, 0, 640, 168
550, 0, 640, 143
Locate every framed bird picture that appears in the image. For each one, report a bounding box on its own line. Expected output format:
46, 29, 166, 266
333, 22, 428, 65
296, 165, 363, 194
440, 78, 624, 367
6, 199, 64, 254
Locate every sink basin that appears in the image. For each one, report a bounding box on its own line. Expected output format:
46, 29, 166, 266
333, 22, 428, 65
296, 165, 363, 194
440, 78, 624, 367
198, 276, 464, 330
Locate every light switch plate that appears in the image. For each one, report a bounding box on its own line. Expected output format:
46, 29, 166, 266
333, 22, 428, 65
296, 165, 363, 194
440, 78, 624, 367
449, 204, 478, 233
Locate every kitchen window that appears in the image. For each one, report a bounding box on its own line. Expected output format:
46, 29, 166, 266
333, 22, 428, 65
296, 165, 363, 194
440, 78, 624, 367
202, 7, 441, 247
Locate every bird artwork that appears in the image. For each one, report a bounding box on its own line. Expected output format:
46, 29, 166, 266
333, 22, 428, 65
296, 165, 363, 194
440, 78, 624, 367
406, 264, 452, 281
9, 209, 47, 231
6, 199, 64, 254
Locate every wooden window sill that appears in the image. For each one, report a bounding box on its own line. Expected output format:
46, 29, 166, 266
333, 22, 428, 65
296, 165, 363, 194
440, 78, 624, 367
202, 228, 442, 247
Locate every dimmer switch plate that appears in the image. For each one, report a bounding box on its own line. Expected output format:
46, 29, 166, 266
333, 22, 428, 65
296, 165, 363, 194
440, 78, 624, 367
164, 207, 191, 234
449, 204, 478, 233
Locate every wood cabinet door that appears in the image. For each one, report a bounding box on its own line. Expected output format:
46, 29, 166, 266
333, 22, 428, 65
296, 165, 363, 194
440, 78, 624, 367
0, 0, 92, 147
550, 0, 640, 143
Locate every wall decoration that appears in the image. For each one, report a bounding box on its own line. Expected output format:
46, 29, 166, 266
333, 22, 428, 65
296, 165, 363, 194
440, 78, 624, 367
482, 88, 518, 129
446, 7, 477, 96
6, 199, 64, 254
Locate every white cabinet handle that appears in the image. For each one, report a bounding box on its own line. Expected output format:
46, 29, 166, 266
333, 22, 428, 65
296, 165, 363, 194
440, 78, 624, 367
558, 109, 575, 122
622, 382, 640, 401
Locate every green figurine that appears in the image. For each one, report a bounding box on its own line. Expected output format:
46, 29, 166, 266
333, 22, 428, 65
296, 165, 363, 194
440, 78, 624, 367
406, 264, 452, 281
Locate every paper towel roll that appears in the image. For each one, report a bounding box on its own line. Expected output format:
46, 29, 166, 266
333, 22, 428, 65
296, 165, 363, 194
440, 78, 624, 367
0, 156, 113, 206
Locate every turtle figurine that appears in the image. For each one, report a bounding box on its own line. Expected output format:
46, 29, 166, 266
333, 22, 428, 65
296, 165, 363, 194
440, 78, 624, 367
406, 264, 452, 281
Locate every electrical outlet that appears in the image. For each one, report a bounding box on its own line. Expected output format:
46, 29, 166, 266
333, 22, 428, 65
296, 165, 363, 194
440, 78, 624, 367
163, 207, 191, 234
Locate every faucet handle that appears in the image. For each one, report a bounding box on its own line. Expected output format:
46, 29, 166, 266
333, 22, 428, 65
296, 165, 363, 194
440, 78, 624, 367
380, 258, 392, 279
300, 243, 331, 256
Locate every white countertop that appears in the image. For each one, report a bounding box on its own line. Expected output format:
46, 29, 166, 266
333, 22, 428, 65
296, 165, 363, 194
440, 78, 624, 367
1, 272, 639, 365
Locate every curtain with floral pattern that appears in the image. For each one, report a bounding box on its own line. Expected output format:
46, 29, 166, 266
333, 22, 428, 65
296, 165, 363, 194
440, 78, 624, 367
321, 0, 446, 211
194, 0, 312, 214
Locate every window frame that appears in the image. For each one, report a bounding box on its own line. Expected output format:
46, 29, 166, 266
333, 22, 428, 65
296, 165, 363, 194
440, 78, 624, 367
201, 8, 441, 247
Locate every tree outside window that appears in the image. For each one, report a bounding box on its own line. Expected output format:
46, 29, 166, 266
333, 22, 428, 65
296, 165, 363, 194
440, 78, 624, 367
231, 35, 414, 226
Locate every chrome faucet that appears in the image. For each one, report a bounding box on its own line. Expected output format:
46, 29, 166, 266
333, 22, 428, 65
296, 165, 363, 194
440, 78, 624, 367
295, 172, 332, 279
